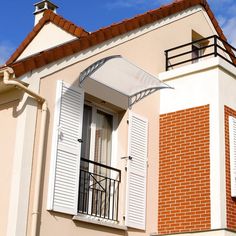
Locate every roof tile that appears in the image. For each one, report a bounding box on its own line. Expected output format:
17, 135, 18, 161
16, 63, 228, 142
80, 38, 91, 50
110, 25, 120, 37
103, 28, 113, 40
44, 50, 54, 63
62, 44, 74, 57
58, 18, 66, 28
53, 47, 65, 61
43, 11, 51, 21
74, 27, 83, 37
5, 0, 235, 77
117, 23, 127, 34
49, 11, 56, 21
34, 54, 47, 68
90, 34, 97, 46
70, 40, 81, 53
12, 62, 26, 77
68, 24, 76, 35
94, 30, 106, 43
63, 21, 71, 31
6, 10, 88, 65
53, 15, 61, 25
24, 58, 37, 71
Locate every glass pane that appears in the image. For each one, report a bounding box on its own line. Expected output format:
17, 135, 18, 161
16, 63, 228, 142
93, 110, 113, 217
79, 105, 92, 213
192, 44, 199, 60
81, 105, 92, 161
94, 110, 113, 166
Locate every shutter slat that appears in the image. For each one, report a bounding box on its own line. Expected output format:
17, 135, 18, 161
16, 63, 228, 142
47, 80, 84, 215
126, 112, 148, 230
229, 116, 236, 197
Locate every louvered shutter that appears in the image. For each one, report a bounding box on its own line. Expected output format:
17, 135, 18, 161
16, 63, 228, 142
229, 116, 236, 197
126, 112, 148, 230
47, 80, 84, 214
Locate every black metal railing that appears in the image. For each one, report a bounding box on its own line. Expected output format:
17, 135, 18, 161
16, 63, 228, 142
78, 158, 121, 221
165, 35, 236, 71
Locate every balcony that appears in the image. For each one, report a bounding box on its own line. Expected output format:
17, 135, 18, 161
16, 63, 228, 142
78, 158, 121, 222
165, 35, 236, 71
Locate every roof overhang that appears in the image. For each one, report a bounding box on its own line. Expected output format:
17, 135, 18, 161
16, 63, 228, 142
79, 55, 172, 108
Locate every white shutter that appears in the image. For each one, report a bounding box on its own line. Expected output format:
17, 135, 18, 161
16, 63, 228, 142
229, 116, 236, 197
47, 80, 84, 214
126, 112, 148, 230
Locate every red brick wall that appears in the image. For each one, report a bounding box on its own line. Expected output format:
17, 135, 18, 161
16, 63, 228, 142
224, 106, 236, 230
158, 105, 210, 234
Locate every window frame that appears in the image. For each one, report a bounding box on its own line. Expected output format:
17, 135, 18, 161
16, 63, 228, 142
83, 100, 118, 168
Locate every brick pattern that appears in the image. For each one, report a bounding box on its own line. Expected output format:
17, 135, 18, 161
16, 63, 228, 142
4, 0, 234, 77
224, 106, 236, 230
158, 105, 210, 234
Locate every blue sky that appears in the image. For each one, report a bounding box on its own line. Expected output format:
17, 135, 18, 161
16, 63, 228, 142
0, 0, 235, 64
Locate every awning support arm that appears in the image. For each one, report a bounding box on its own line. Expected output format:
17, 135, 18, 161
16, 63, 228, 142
79, 55, 121, 85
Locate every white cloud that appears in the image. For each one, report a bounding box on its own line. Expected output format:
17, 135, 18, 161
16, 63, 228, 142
223, 17, 236, 48
209, 0, 236, 19
207, 0, 236, 49
218, 16, 236, 48
0, 41, 15, 65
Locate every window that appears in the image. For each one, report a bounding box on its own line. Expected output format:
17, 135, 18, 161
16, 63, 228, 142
192, 43, 203, 63
78, 104, 120, 220
81, 104, 113, 165
191, 31, 209, 64
47, 80, 148, 230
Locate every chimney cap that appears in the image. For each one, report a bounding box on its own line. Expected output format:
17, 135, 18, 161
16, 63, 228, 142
34, 0, 58, 14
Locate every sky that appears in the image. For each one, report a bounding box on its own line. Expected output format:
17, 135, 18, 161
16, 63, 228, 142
0, 0, 235, 65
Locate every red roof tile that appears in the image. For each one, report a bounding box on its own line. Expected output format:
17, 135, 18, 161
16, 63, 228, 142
6, 10, 89, 65
5, 0, 236, 77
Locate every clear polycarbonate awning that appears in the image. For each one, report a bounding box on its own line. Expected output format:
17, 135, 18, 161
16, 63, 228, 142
79, 55, 172, 108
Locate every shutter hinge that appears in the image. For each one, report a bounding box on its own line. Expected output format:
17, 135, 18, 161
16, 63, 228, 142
127, 119, 129, 124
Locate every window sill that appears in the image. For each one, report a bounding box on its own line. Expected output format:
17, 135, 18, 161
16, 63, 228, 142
73, 214, 127, 231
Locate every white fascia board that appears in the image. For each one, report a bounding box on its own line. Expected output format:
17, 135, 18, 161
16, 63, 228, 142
19, 6, 203, 83
159, 57, 236, 82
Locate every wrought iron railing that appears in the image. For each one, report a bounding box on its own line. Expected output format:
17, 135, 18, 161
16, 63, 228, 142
78, 158, 121, 221
165, 35, 236, 71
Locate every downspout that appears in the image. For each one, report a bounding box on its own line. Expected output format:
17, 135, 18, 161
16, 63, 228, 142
1, 67, 47, 236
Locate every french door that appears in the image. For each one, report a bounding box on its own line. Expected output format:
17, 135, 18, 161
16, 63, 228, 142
78, 104, 114, 218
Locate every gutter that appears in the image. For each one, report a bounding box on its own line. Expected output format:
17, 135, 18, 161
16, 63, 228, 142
1, 67, 47, 236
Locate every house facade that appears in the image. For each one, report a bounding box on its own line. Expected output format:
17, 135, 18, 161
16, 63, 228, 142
0, 0, 236, 236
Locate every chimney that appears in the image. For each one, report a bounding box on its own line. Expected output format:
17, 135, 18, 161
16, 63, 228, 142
34, 0, 58, 25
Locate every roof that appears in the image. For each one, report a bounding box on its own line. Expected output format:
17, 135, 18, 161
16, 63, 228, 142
4, 0, 235, 77
6, 9, 89, 65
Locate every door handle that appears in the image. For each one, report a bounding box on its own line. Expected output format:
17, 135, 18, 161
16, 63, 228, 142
77, 139, 83, 143
121, 156, 133, 160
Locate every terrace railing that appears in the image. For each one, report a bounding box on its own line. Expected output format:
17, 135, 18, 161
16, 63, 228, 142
165, 35, 236, 71
78, 158, 121, 221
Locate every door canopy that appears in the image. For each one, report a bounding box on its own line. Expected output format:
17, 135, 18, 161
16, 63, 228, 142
79, 55, 172, 108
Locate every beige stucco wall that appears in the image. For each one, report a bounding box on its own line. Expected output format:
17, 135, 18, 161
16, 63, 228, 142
0, 89, 22, 236
24, 8, 217, 236
28, 69, 160, 236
